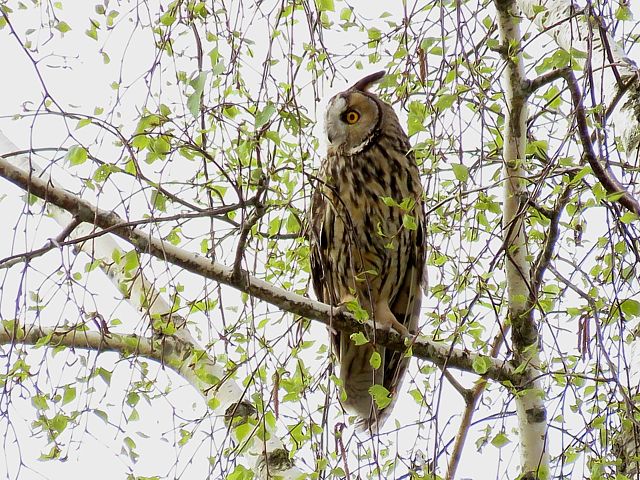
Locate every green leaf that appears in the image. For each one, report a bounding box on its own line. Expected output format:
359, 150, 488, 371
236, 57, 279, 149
127, 409, 139, 422
615, 5, 633, 21
187, 72, 208, 118
126, 392, 140, 407
452, 163, 469, 182
435, 93, 456, 110
315, 0, 335, 12
123, 250, 139, 272
472, 355, 490, 374
66, 145, 88, 166
344, 299, 369, 321
367, 27, 381, 41
286, 214, 300, 233
207, 397, 220, 410
55, 21, 71, 34
178, 429, 192, 446
350, 332, 368, 345
381, 196, 399, 207
93, 409, 108, 423
234, 422, 252, 442
227, 465, 253, 480
32, 393, 49, 410
369, 351, 382, 369
402, 214, 417, 230
255, 103, 276, 130
620, 299, 640, 318
85, 23, 98, 41
620, 212, 638, 224
62, 386, 76, 405
491, 432, 511, 448
368, 384, 392, 409
132, 134, 150, 150
165, 228, 181, 246
50, 414, 69, 435
408, 388, 424, 404
407, 101, 427, 136
339, 7, 351, 21
151, 190, 167, 211
76, 118, 92, 129
96, 367, 112, 385
160, 11, 176, 26
39, 445, 61, 460
399, 197, 415, 211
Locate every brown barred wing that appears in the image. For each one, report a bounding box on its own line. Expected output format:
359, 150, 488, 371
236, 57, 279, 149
371, 196, 425, 425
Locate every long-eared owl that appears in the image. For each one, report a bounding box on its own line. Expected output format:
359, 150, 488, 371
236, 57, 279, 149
309, 71, 426, 429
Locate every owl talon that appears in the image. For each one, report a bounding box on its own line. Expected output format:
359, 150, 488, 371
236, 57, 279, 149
334, 294, 358, 314
376, 317, 410, 337
390, 320, 411, 337
374, 301, 411, 337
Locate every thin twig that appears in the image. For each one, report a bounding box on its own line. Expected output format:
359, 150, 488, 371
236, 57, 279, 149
0, 216, 81, 268
531, 181, 574, 294
441, 369, 473, 403
445, 327, 508, 480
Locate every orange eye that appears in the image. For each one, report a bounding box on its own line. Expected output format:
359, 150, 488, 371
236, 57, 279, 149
344, 110, 360, 124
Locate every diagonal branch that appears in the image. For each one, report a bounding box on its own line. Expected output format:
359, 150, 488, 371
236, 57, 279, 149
0, 154, 524, 385
559, 67, 640, 216
531, 181, 573, 295
0, 321, 298, 476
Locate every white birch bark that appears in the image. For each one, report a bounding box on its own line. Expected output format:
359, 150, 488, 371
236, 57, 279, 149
0, 131, 303, 479
495, 0, 550, 477
515, 1, 640, 475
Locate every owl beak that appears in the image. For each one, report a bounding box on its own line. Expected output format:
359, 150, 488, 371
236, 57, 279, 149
327, 133, 334, 143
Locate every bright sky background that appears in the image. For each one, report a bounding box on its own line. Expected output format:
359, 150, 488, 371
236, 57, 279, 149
2, 1, 640, 479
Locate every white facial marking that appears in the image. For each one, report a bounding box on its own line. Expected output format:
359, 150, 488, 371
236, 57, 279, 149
325, 95, 347, 148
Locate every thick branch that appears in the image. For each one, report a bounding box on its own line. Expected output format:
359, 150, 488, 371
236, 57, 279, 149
559, 67, 640, 216
1, 324, 166, 365
526, 68, 570, 94
0, 322, 301, 478
0, 155, 523, 385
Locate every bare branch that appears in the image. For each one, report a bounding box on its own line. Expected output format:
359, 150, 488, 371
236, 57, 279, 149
441, 369, 473, 403
0, 216, 80, 268
531, 181, 573, 295
233, 203, 266, 280
559, 67, 640, 216
526, 68, 569, 94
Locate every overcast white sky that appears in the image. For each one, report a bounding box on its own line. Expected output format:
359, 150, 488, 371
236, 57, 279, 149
2, 1, 640, 479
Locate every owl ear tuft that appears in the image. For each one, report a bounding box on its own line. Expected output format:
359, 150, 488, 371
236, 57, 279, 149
350, 70, 386, 92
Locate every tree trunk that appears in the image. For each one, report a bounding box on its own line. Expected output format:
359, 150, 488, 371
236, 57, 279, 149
494, 0, 550, 477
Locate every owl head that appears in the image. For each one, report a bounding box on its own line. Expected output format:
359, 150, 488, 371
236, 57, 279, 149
324, 70, 398, 156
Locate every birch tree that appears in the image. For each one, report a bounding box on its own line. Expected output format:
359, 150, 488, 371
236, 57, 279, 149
1, 1, 640, 479
513, 0, 640, 476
